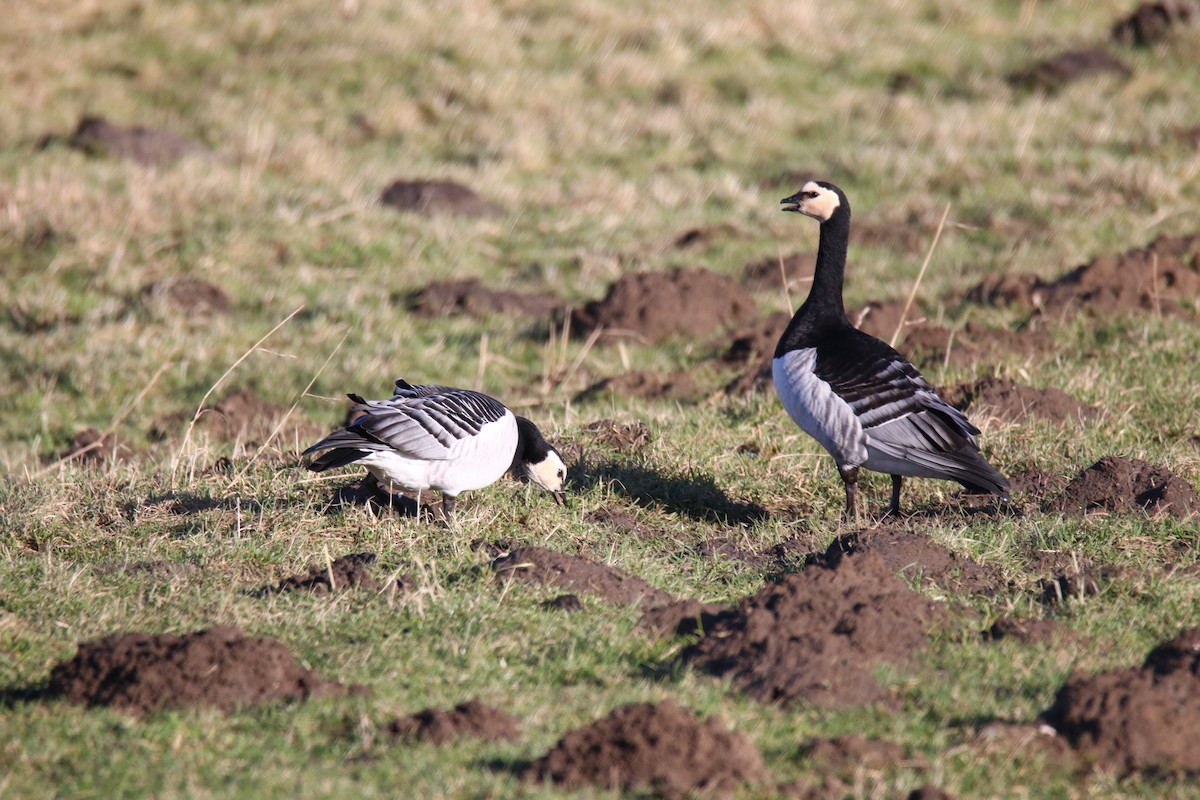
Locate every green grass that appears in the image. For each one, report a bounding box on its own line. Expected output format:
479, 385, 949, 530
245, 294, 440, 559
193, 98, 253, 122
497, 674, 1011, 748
3, 0, 1200, 797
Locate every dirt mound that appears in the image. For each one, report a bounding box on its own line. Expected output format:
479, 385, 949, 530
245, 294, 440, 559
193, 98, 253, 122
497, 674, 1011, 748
56, 428, 134, 466
251, 553, 391, 596
1008, 48, 1132, 92
640, 599, 732, 638
48, 626, 356, 714
63, 115, 205, 165
1113, 1, 1198, 45
379, 179, 502, 218
581, 418, 651, 451
1042, 627, 1200, 775
682, 550, 946, 708
811, 526, 1000, 594
153, 388, 312, 444
1056, 455, 1200, 518
1029, 551, 1117, 605
386, 700, 521, 745
522, 700, 770, 796
741, 252, 816, 293
140, 277, 231, 315
967, 233, 1200, 319
900, 321, 1050, 369
492, 545, 672, 607
942, 377, 1100, 424
570, 267, 758, 343
576, 370, 699, 403
584, 507, 656, 538
983, 617, 1066, 645
718, 311, 789, 396
403, 278, 559, 319
850, 299, 928, 343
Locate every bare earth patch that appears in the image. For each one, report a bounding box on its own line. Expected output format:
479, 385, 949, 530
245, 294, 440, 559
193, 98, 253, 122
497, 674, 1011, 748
1055, 455, 1200, 518
718, 311, 789, 396
378, 179, 502, 217
152, 387, 316, 445
403, 278, 560, 319
899, 321, 1050, 370
386, 700, 521, 745
810, 526, 1001, 595
62, 115, 206, 165
48, 626, 358, 714
140, 277, 232, 315
250, 552, 394, 596
942, 377, 1100, 424
741, 252, 816, 293
521, 700, 771, 796
983, 617, 1069, 645
967, 232, 1200, 319
639, 598, 732, 638
1042, 627, 1200, 775
682, 550, 946, 708
492, 545, 672, 607
580, 418, 651, 451
1008, 48, 1132, 92
1113, 1, 1198, 45
575, 369, 699, 403
570, 267, 758, 343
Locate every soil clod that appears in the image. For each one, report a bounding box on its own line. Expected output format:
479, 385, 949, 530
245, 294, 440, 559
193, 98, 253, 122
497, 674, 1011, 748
522, 700, 770, 796
251, 553, 390, 596
140, 277, 232, 315
65, 115, 206, 165
48, 626, 357, 714
683, 551, 946, 708
386, 700, 521, 745
492, 545, 672, 607
1056, 455, 1200, 518
1113, 1, 1198, 45
379, 179, 502, 217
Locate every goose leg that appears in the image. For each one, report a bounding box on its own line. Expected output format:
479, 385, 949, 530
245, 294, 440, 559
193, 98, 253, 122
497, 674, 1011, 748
886, 474, 903, 518
441, 493, 456, 522
839, 465, 860, 526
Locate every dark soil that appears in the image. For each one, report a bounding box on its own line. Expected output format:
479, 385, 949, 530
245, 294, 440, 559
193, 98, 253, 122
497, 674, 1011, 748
741, 252, 816, 293
250, 553, 391, 596
403, 278, 559, 319
899, 321, 1051, 370
983, 617, 1067, 645
56, 427, 134, 465
378, 179, 502, 217
570, 267, 758, 343
850, 299, 928, 344
576, 369, 699, 403
697, 536, 771, 568
386, 700, 521, 745
1029, 551, 1116, 605
810, 526, 1001, 595
152, 387, 314, 444
581, 418, 651, 451
966, 233, 1200, 319
1042, 627, 1200, 775
1008, 48, 1132, 92
584, 507, 656, 538
1113, 1, 1198, 45
1055, 455, 1200, 518
48, 626, 357, 714
639, 599, 732, 638
492, 545, 672, 607
942, 377, 1100, 424
63, 115, 206, 165
802, 735, 908, 772
522, 700, 771, 796
682, 550, 947, 708
543, 594, 583, 612
908, 787, 957, 800
718, 311, 789, 396
140, 277, 232, 315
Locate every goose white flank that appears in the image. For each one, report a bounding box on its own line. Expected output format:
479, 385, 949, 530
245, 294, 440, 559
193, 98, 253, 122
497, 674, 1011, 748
773, 180, 1010, 519
305, 379, 567, 519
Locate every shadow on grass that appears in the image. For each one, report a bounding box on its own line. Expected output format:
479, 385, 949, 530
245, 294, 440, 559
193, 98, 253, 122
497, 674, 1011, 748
580, 460, 769, 526
0, 683, 56, 710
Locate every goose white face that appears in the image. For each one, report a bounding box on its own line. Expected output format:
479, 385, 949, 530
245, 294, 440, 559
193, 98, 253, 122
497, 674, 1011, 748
526, 449, 568, 503
781, 181, 841, 222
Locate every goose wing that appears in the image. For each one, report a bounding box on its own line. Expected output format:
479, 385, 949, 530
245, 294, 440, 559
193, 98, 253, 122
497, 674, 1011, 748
815, 331, 1008, 493
306, 384, 509, 461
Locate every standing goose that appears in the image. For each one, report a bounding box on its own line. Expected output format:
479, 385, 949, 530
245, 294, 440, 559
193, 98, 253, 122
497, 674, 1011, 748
305, 379, 567, 519
772, 181, 1010, 519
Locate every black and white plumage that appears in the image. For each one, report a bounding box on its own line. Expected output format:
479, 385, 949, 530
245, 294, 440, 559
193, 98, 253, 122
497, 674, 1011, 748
773, 181, 1010, 519
304, 379, 567, 519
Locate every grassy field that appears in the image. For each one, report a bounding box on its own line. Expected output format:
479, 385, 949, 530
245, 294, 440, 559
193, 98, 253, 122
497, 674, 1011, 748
3, 0, 1200, 797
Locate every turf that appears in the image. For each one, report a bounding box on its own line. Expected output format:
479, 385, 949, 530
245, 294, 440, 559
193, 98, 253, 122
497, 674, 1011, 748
3, 0, 1200, 797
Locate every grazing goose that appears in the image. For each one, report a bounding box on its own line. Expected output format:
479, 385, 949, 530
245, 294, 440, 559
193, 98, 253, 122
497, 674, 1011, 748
772, 181, 1010, 519
305, 379, 567, 519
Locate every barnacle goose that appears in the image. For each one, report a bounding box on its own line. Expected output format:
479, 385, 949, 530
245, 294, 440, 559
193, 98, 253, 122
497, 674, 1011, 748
773, 181, 1010, 519
305, 379, 567, 519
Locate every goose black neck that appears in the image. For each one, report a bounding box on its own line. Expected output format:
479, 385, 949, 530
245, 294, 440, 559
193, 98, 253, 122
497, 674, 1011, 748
513, 416, 552, 467
776, 210, 852, 354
